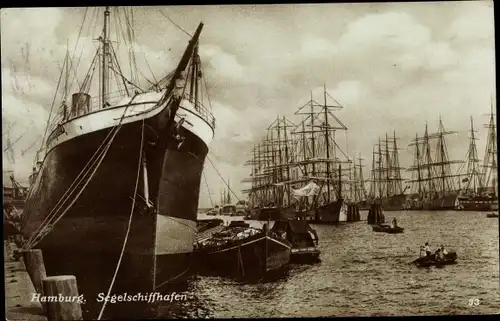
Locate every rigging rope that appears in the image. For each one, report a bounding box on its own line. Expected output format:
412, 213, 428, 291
39, 59, 65, 153
25, 97, 136, 249
158, 9, 193, 38
203, 171, 214, 208
26, 123, 122, 249
67, 7, 90, 95
206, 154, 241, 203
97, 118, 145, 320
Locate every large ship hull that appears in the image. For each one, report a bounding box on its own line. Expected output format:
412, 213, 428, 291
21, 98, 212, 319
404, 192, 458, 211
307, 199, 346, 224
380, 194, 407, 211
456, 195, 498, 211
365, 194, 407, 211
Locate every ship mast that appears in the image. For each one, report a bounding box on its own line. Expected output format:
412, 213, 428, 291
357, 155, 367, 201
391, 130, 404, 194
407, 132, 423, 195
407, 119, 462, 199
323, 85, 331, 203
369, 146, 376, 199
101, 6, 111, 108
457, 116, 482, 194
482, 100, 497, 196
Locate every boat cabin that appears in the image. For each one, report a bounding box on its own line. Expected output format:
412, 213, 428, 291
220, 204, 236, 216
271, 220, 317, 248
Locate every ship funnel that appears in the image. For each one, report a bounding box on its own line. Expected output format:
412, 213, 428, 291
71, 93, 91, 117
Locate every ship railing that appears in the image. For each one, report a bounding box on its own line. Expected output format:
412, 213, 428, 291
47, 89, 215, 135
90, 89, 132, 111
181, 93, 216, 129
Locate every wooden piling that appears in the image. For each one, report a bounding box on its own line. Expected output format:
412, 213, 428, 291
22, 249, 48, 314
22, 250, 47, 295
43, 275, 82, 321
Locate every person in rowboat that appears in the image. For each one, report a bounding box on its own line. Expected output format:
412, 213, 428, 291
424, 242, 431, 257
440, 245, 448, 255
435, 248, 444, 261
391, 217, 398, 228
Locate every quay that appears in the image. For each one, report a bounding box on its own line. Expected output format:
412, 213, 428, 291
4, 241, 47, 321
4, 240, 83, 321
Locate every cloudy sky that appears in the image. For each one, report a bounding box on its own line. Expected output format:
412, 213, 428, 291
1, 2, 495, 207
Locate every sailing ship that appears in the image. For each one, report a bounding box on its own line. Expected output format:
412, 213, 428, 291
243, 86, 350, 223
20, 7, 215, 319
368, 132, 407, 211
456, 108, 498, 211
243, 116, 298, 220
350, 155, 369, 210
405, 118, 462, 210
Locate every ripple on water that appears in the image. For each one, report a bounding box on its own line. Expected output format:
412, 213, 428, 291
161, 211, 500, 317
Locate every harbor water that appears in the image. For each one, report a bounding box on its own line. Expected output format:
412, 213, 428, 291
160, 210, 499, 317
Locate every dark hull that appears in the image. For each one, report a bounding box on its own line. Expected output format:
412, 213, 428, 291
369, 194, 406, 211
195, 232, 291, 279
372, 224, 404, 234
245, 207, 296, 221
456, 195, 498, 211
21, 106, 208, 319
404, 193, 458, 211
290, 248, 321, 264
306, 199, 344, 224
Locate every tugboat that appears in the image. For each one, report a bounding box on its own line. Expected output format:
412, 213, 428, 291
194, 221, 291, 279
486, 212, 499, 218
271, 220, 320, 263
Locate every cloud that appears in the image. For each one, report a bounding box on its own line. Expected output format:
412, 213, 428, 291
200, 44, 246, 81
1, 4, 495, 209
447, 2, 494, 43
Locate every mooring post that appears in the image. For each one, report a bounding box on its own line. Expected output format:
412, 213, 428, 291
43, 275, 83, 321
22, 249, 48, 312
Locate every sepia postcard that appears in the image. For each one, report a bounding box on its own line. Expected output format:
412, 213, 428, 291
2, 2, 499, 320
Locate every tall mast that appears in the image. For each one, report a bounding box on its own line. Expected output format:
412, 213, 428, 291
370, 146, 376, 198
349, 163, 353, 201
423, 124, 434, 196
358, 155, 366, 200
415, 133, 422, 194
310, 91, 316, 177
352, 161, 357, 201
378, 137, 383, 198
482, 100, 497, 196
438, 117, 446, 194
323, 84, 331, 203
101, 6, 110, 108
384, 133, 391, 198
392, 130, 403, 194
283, 116, 291, 206
302, 121, 308, 175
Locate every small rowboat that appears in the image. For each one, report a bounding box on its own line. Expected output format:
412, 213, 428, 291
371, 224, 404, 234
413, 251, 458, 267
